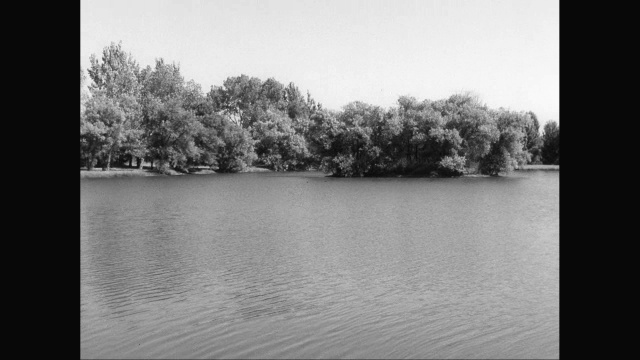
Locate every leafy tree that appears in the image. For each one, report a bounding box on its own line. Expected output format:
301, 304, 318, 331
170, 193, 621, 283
315, 102, 386, 176
478, 110, 528, 176
202, 75, 317, 171
137, 58, 205, 171
140, 58, 185, 102
145, 98, 203, 172
182, 80, 207, 116
428, 127, 463, 164
196, 115, 225, 168
81, 68, 89, 166
117, 94, 145, 167
81, 42, 557, 177
81, 90, 127, 170
366, 110, 403, 173
206, 76, 317, 131
206, 85, 229, 114
438, 154, 467, 176
252, 110, 311, 171
307, 109, 341, 166
541, 121, 559, 165
210, 74, 263, 127
284, 82, 312, 121
398, 98, 457, 172
208, 115, 257, 172
88, 41, 141, 98
260, 78, 287, 111
385, 95, 467, 175
87, 42, 146, 167
328, 124, 376, 176
441, 95, 499, 168
80, 67, 89, 115
338, 101, 384, 127
307, 109, 354, 176
524, 111, 543, 164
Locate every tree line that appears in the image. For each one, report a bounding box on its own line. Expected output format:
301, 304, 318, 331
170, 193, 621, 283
81, 42, 559, 177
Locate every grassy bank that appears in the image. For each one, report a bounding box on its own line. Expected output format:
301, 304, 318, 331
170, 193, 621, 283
81, 164, 556, 179
518, 164, 559, 171
80, 166, 271, 179
80, 168, 162, 178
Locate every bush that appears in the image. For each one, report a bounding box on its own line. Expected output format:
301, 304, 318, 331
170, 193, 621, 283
478, 148, 508, 176
438, 155, 466, 177
322, 153, 356, 177
155, 161, 174, 175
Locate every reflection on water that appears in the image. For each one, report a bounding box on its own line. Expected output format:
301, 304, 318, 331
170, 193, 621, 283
81, 171, 559, 358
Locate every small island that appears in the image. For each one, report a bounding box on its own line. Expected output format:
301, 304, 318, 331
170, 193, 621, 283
81, 42, 559, 179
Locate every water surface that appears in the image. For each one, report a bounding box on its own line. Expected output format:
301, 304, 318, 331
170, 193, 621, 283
81, 171, 559, 358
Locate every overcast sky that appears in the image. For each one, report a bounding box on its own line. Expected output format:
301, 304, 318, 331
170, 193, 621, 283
81, 0, 559, 124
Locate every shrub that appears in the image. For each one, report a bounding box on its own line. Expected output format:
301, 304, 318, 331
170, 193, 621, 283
438, 155, 466, 177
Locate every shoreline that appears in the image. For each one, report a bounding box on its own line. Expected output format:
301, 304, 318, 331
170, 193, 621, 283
80, 166, 273, 179
81, 164, 558, 179
517, 164, 559, 171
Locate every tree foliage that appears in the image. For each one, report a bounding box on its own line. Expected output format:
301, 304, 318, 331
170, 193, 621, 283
541, 121, 559, 165
81, 90, 126, 170
81, 42, 556, 176
88, 41, 141, 98
524, 111, 543, 164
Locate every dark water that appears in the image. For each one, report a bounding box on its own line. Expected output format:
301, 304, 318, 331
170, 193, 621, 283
80, 171, 559, 359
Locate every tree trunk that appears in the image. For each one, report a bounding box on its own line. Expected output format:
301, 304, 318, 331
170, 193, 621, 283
129, 155, 133, 168
150, 159, 154, 169
136, 157, 142, 169
103, 151, 112, 171
87, 153, 95, 170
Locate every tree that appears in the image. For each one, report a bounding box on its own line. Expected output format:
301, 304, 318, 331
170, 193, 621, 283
252, 109, 311, 171
80, 67, 89, 115
307, 109, 341, 166
181, 79, 207, 115
82, 42, 557, 177
284, 82, 303, 119
208, 115, 257, 172
442, 96, 499, 169
195, 115, 225, 168
88, 41, 141, 98
524, 111, 543, 164
315, 102, 387, 176
117, 94, 145, 167
145, 98, 203, 172
211, 75, 263, 127
478, 110, 528, 176
137, 58, 197, 170
140, 58, 185, 102
319, 122, 376, 177
393, 97, 462, 174
81, 90, 126, 170
438, 154, 467, 176
260, 78, 286, 111
541, 121, 559, 165
87, 42, 146, 168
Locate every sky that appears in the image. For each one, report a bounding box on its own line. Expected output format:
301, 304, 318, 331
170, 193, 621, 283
81, 0, 559, 124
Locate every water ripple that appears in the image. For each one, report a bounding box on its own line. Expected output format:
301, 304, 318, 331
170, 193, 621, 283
81, 171, 559, 359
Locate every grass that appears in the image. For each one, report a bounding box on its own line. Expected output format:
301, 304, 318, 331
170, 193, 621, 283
81, 163, 556, 179
518, 164, 559, 171
80, 164, 272, 178
80, 167, 162, 178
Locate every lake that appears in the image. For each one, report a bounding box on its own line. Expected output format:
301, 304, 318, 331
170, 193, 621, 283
80, 170, 559, 358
